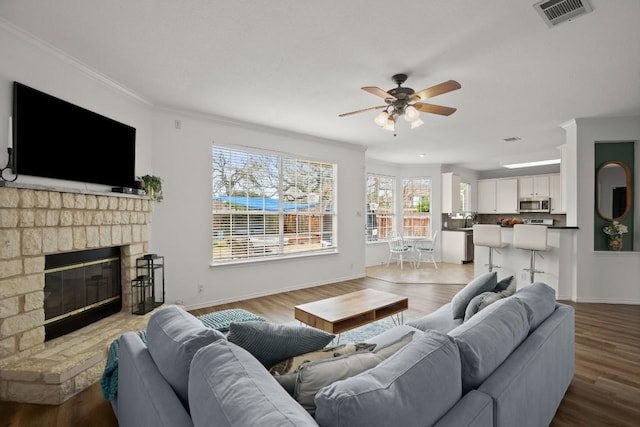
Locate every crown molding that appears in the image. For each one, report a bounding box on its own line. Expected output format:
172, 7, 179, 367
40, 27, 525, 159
0, 17, 153, 106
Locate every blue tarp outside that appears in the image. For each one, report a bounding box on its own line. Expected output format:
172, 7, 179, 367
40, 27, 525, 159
213, 196, 320, 211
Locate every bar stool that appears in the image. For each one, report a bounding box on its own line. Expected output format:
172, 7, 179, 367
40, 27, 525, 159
472, 224, 507, 273
513, 224, 549, 283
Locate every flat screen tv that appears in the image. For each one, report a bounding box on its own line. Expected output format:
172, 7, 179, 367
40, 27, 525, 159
12, 82, 136, 188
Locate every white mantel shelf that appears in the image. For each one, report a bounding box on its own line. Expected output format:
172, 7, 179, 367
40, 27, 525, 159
0, 180, 150, 199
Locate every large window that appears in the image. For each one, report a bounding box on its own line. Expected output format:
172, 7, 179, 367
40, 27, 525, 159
402, 178, 432, 237
212, 146, 336, 262
366, 174, 394, 242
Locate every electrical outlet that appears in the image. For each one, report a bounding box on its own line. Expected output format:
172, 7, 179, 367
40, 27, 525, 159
198, 284, 204, 293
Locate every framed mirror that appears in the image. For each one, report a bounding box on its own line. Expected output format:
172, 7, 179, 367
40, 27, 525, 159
596, 160, 632, 220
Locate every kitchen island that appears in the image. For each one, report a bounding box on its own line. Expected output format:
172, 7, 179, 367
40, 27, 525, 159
473, 226, 579, 300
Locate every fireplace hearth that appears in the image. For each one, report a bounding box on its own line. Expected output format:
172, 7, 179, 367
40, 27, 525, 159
44, 247, 122, 341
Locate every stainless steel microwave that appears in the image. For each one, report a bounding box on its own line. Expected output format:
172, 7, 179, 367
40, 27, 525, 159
519, 198, 550, 213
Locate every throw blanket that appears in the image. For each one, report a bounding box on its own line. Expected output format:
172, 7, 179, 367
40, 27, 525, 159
100, 309, 265, 400
100, 330, 147, 401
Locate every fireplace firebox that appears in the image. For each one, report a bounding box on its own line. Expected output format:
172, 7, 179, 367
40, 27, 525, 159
44, 247, 122, 341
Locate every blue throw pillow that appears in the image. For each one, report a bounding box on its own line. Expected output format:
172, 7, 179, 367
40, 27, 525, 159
451, 272, 498, 319
227, 321, 334, 368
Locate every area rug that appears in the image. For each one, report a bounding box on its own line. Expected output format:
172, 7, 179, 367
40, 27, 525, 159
335, 317, 396, 343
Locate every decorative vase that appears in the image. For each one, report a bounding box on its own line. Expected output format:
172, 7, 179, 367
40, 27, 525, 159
607, 234, 623, 251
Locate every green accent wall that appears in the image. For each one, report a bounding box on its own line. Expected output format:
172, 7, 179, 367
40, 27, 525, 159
594, 142, 634, 251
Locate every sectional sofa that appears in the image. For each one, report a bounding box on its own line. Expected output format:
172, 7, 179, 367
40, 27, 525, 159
112, 272, 575, 427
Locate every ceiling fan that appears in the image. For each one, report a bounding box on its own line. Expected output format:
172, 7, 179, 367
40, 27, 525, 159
339, 73, 461, 132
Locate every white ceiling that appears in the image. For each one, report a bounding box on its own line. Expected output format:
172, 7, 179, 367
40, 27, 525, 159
1, 0, 639, 171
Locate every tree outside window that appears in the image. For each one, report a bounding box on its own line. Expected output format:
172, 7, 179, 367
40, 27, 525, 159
403, 178, 432, 237
366, 174, 394, 242
212, 146, 336, 262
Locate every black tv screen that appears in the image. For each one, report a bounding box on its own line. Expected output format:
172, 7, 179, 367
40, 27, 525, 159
12, 82, 136, 188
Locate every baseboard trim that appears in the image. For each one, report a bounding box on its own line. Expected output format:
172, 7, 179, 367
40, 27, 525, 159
183, 273, 366, 310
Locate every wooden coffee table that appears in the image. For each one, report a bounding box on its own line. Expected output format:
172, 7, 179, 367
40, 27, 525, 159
294, 288, 408, 334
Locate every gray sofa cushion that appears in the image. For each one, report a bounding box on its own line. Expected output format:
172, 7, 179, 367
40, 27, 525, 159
146, 305, 226, 410
449, 297, 532, 393
406, 303, 463, 333
227, 321, 334, 368
451, 272, 498, 319
314, 331, 462, 427
294, 331, 415, 415
513, 282, 557, 331
188, 340, 317, 427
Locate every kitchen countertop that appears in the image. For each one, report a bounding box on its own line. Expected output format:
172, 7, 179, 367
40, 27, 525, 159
445, 225, 579, 230
498, 225, 579, 229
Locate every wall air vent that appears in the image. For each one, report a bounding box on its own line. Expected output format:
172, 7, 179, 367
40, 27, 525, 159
534, 0, 593, 27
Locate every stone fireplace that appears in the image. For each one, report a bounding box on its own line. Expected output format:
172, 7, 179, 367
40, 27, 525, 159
0, 183, 153, 404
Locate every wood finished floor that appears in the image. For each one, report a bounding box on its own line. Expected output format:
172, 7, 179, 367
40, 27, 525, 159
1, 266, 639, 427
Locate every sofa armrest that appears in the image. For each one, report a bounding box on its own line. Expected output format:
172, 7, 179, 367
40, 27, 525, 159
477, 304, 575, 427
117, 332, 194, 427
434, 390, 493, 427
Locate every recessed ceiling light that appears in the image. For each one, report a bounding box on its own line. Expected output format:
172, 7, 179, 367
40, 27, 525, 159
503, 137, 522, 142
418, 153, 426, 158
503, 159, 561, 169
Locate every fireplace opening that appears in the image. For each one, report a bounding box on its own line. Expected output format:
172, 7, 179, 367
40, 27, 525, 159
44, 247, 122, 341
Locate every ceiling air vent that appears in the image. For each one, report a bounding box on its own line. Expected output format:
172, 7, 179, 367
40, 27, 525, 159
533, 0, 593, 27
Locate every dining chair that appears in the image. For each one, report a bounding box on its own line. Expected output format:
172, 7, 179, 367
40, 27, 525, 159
387, 231, 412, 269
414, 230, 439, 269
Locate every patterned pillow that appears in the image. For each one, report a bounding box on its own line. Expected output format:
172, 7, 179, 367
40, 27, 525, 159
270, 342, 376, 396
451, 272, 498, 319
464, 276, 516, 321
227, 321, 334, 367
269, 342, 376, 375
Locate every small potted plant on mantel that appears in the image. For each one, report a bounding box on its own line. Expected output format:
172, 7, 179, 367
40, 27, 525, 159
137, 175, 164, 202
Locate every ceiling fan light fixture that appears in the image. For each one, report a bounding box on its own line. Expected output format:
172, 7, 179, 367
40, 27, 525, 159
383, 117, 396, 132
410, 117, 424, 129
374, 111, 389, 127
404, 105, 420, 122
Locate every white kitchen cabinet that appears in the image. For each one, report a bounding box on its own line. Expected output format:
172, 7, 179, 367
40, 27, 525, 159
442, 230, 474, 264
442, 172, 461, 213
477, 180, 497, 213
518, 175, 550, 198
549, 173, 565, 213
477, 178, 518, 214
496, 179, 519, 213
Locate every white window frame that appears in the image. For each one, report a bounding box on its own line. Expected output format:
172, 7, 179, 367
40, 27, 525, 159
366, 173, 395, 242
402, 177, 432, 238
460, 181, 471, 212
211, 145, 337, 264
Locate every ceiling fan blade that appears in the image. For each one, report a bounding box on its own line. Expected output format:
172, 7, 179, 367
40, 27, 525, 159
339, 105, 387, 117
362, 86, 396, 100
413, 102, 457, 116
411, 80, 461, 102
